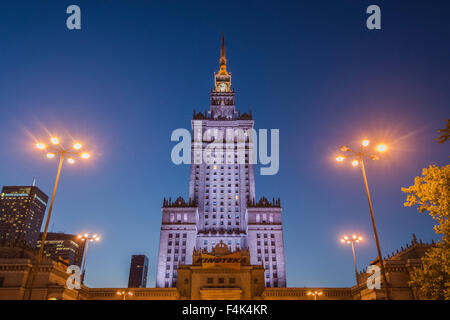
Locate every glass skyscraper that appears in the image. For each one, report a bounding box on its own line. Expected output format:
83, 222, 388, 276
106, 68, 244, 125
128, 254, 149, 288
0, 185, 48, 247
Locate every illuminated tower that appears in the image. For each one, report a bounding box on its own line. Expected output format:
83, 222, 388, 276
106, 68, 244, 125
156, 35, 286, 288
0, 185, 48, 247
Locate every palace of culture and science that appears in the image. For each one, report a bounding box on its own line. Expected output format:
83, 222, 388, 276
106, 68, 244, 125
155, 35, 287, 289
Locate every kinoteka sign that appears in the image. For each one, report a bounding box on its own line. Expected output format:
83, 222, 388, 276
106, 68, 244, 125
198, 252, 244, 270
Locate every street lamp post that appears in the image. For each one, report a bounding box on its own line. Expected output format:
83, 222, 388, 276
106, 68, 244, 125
26, 137, 91, 300
306, 291, 323, 300
77, 233, 100, 284
340, 235, 363, 285
335, 139, 390, 299
116, 290, 133, 300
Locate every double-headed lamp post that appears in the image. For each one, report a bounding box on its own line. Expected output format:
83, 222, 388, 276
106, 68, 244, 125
335, 139, 390, 299
27, 137, 91, 300
340, 234, 363, 285
77, 233, 100, 283
307, 291, 323, 300
116, 290, 133, 300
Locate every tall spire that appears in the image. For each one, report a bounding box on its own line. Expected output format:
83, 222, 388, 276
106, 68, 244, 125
221, 32, 226, 61
213, 33, 232, 95
218, 33, 228, 75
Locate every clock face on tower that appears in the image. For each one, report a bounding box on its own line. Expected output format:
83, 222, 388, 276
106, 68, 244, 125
218, 82, 227, 92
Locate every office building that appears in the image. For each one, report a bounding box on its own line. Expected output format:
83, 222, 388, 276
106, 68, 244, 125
0, 185, 48, 247
128, 254, 149, 288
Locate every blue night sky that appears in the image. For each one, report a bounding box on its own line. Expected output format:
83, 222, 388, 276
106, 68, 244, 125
0, 1, 449, 288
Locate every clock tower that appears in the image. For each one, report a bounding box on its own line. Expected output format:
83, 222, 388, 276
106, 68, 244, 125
210, 33, 235, 120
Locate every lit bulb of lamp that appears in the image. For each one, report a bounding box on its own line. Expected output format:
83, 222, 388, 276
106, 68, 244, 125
81, 152, 90, 159
73, 143, 82, 150
336, 156, 345, 162
46, 153, 56, 159
36, 143, 46, 150
67, 158, 75, 164
51, 137, 59, 145
352, 160, 359, 167
362, 140, 370, 147
376, 144, 387, 152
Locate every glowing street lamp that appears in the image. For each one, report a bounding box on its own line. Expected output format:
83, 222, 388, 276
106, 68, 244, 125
116, 290, 134, 300
340, 234, 363, 285
27, 137, 92, 299
335, 139, 390, 299
376, 144, 387, 152
307, 290, 323, 300
36, 143, 46, 150
362, 139, 370, 147
77, 233, 100, 284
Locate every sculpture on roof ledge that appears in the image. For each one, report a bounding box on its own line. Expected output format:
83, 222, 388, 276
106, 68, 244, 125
248, 196, 281, 208
162, 196, 197, 207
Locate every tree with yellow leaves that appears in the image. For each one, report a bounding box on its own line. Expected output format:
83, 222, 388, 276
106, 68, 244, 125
402, 164, 450, 299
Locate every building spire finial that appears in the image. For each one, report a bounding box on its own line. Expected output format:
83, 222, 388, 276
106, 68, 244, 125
218, 33, 228, 75
221, 32, 225, 60
32, 176, 36, 187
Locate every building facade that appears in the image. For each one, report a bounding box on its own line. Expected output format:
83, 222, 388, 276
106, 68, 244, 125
128, 254, 149, 288
0, 246, 80, 300
0, 185, 48, 247
176, 242, 265, 299
36, 232, 86, 267
0, 234, 434, 300
156, 36, 286, 288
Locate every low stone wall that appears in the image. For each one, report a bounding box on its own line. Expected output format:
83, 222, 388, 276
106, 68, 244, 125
262, 287, 353, 300
84, 288, 180, 300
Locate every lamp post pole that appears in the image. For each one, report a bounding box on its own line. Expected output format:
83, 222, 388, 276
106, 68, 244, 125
307, 291, 323, 300
77, 233, 100, 284
26, 152, 64, 300
335, 140, 390, 299
26, 137, 91, 300
350, 241, 358, 284
116, 290, 133, 300
81, 240, 89, 281
340, 234, 363, 292
359, 156, 390, 299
